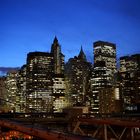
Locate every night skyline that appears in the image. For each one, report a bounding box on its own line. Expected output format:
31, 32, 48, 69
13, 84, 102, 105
1, 0, 140, 67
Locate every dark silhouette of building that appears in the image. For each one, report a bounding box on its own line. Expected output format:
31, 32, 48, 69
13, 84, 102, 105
51, 36, 65, 74
119, 54, 140, 112
65, 46, 92, 106
17, 65, 27, 112
99, 87, 122, 114
0, 76, 7, 112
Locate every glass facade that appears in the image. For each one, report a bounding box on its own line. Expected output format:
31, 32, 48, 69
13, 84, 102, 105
91, 41, 117, 113
26, 52, 54, 112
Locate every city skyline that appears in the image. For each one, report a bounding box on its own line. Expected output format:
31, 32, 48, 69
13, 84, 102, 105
1, 0, 140, 67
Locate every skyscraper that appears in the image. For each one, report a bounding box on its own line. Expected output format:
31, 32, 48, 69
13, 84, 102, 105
51, 37, 65, 74
119, 54, 140, 111
94, 41, 117, 74
91, 41, 117, 113
26, 52, 54, 112
17, 65, 27, 112
65, 47, 91, 106
6, 70, 19, 112
51, 37, 67, 112
52, 74, 67, 113
0, 76, 7, 112
25, 37, 67, 113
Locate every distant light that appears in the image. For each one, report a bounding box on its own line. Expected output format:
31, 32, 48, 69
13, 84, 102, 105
115, 88, 120, 100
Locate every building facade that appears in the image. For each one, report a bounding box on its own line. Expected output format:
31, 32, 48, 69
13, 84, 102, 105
93, 41, 117, 74
99, 87, 122, 114
17, 65, 27, 112
0, 76, 7, 112
26, 52, 54, 112
51, 37, 65, 74
6, 70, 19, 112
52, 74, 68, 112
65, 47, 92, 106
91, 41, 117, 113
51, 37, 67, 112
25, 37, 67, 113
119, 54, 140, 112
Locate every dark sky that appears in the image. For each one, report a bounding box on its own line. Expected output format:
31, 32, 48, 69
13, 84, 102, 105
0, 0, 140, 67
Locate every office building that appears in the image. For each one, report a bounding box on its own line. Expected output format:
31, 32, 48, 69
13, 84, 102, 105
52, 74, 68, 112
99, 87, 122, 114
65, 47, 92, 106
26, 52, 54, 112
51, 36, 65, 74
26, 37, 67, 113
119, 54, 140, 111
17, 65, 27, 112
51, 37, 67, 112
6, 70, 19, 112
91, 41, 117, 113
0, 76, 7, 112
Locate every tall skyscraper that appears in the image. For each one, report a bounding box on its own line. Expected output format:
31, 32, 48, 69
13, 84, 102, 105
91, 41, 117, 113
99, 87, 122, 114
26, 52, 54, 112
119, 54, 140, 111
51, 37, 64, 74
17, 65, 27, 112
0, 76, 7, 112
25, 37, 67, 113
6, 70, 19, 112
94, 41, 117, 74
120, 54, 140, 73
51, 37, 67, 112
52, 74, 68, 113
65, 47, 91, 106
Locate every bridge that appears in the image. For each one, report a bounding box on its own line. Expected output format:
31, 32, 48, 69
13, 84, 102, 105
0, 113, 140, 140
73, 117, 140, 140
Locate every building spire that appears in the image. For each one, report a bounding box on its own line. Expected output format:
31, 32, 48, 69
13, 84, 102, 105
80, 45, 83, 52
78, 46, 87, 61
51, 36, 60, 53
53, 36, 58, 43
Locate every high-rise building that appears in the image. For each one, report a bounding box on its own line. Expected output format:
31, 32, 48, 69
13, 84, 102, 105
0, 76, 7, 112
17, 65, 27, 112
51, 37, 65, 74
25, 37, 67, 113
90, 61, 113, 113
51, 37, 67, 112
65, 47, 92, 106
6, 70, 19, 112
26, 52, 54, 112
120, 54, 140, 72
99, 87, 122, 114
52, 74, 68, 112
119, 54, 140, 111
91, 41, 117, 113
94, 41, 117, 74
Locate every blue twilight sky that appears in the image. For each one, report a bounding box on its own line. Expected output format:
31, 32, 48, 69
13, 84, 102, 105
0, 0, 140, 67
